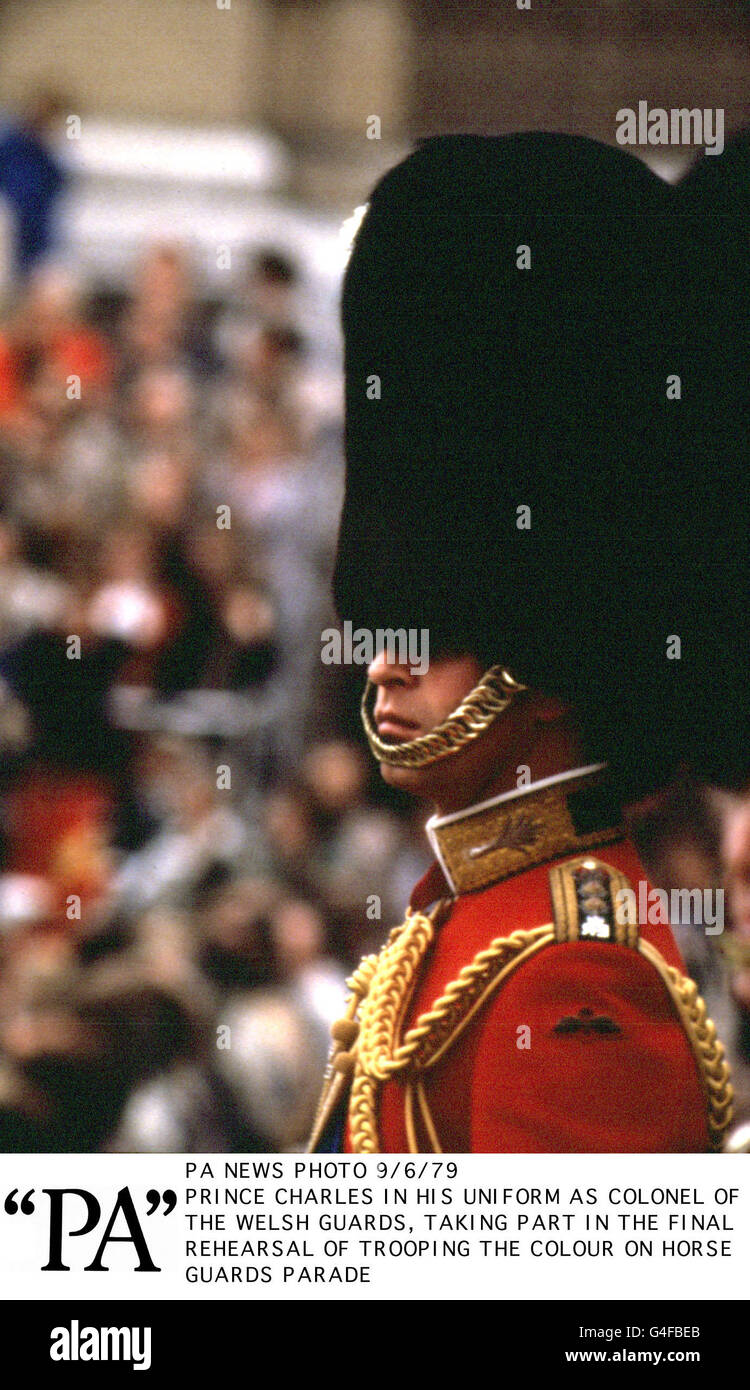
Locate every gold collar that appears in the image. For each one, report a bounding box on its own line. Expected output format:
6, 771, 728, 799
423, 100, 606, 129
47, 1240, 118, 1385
425, 764, 624, 896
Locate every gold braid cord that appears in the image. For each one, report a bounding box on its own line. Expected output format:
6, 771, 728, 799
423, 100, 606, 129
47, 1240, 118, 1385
348, 910, 440, 1153
638, 939, 733, 1152
361, 664, 526, 769
350, 905, 554, 1153
343, 909, 733, 1155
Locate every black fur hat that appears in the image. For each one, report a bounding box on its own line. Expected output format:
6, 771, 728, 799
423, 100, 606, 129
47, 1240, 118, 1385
671, 129, 749, 791
334, 133, 747, 794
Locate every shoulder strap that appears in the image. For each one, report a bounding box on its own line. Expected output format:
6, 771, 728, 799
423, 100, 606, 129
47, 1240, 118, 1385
549, 855, 733, 1149
549, 855, 639, 947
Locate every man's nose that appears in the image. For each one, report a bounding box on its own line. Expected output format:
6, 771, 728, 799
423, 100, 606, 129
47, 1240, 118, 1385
367, 648, 417, 687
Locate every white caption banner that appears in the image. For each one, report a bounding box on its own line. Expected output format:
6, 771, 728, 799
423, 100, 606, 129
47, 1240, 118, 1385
0, 1153, 745, 1301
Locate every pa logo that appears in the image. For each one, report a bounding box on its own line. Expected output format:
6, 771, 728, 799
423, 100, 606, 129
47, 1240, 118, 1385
4, 1186, 176, 1271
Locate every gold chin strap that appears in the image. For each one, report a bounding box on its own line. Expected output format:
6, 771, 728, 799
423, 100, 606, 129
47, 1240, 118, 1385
360, 663, 527, 769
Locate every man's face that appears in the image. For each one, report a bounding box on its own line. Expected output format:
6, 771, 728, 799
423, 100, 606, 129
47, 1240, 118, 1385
367, 648, 533, 813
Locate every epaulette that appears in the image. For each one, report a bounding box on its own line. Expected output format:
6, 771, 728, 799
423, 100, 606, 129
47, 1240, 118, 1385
549, 855, 732, 1150
549, 854, 639, 947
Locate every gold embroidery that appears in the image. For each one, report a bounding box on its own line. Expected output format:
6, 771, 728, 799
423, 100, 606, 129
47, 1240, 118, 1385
430, 773, 621, 895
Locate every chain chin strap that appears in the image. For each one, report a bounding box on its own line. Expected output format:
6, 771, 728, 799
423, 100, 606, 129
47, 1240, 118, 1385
360, 664, 527, 769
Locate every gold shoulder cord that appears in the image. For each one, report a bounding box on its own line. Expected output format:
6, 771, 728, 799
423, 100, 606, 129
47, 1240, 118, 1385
637, 938, 733, 1151
337, 908, 733, 1154
347, 903, 555, 1153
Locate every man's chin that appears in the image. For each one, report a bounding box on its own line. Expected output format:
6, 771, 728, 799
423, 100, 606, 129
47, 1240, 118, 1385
380, 761, 426, 792
378, 761, 444, 807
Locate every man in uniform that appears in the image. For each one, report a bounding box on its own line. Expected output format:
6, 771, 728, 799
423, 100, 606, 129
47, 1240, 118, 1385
309, 133, 744, 1154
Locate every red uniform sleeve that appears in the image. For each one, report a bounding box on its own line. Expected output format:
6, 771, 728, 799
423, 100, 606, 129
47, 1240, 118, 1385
467, 941, 711, 1152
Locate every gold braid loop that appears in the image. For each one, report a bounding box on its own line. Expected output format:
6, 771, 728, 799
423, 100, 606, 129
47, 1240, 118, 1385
355, 910, 438, 1082
400, 928, 554, 1069
350, 905, 555, 1153
347, 953, 381, 1003
361, 664, 526, 769
638, 940, 734, 1151
348, 908, 439, 1154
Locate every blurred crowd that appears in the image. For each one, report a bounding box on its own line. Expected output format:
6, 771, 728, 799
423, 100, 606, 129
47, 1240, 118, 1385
0, 190, 429, 1150
633, 785, 750, 1143
0, 97, 748, 1153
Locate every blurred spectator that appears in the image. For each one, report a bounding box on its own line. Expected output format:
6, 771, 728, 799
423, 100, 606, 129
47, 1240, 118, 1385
126, 365, 197, 457
0, 265, 113, 433
0, 897, 213, 1151
719, 793, 750, 1130
632, 780, 725, 998
299, 740, 429, 952
214, 247, 301, 366
0, 91, 70, 280
0, 516, 69, 646
723, 795, 750, 944
249, 249, 300, 326
634, 783, 750, 1130
212, 896, 347, 1151
110, 738, 253, 917
117, 242, 217, 386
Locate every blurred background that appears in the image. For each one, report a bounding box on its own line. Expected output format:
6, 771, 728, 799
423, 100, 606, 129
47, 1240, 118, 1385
0, 0, 747, 1153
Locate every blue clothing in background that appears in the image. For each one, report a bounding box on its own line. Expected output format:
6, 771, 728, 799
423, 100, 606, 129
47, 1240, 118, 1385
0, 119, 68, 273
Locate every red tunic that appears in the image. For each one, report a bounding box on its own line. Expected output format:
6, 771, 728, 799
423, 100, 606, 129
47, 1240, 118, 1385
346, 839, 711, 1153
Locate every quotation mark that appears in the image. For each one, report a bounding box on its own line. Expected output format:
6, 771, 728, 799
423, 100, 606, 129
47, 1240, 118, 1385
5, 1189, 176, 1216
5, 1189, 35, 1214
146, 1190, 177, 1215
